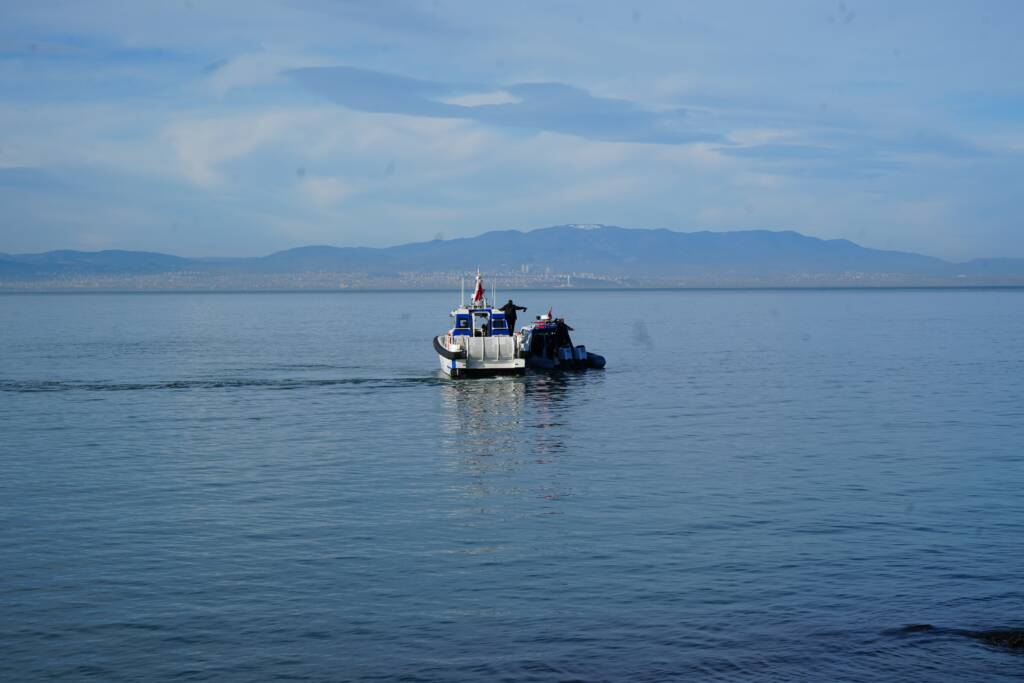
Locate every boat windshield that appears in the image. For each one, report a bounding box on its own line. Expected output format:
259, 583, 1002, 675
472, 311, 490, 336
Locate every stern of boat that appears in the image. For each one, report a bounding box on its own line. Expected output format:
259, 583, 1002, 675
435, 334, 525, 377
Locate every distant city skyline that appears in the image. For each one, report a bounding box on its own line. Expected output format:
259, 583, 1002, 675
5, 225, 1024, 294
2, 1, 1023, 259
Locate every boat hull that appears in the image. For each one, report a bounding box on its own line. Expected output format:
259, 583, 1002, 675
524, 352, 604, 372
440, 361, 526, 378
435, 335, 526, 378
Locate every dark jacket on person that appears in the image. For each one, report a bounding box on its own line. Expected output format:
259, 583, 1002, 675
500, 301, 527, 328
554, 319, 574, 348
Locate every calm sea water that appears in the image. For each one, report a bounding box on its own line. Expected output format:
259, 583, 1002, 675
2, 289, 1023, 681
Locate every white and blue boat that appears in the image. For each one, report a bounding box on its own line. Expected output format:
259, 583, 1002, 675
433, 272, 526, 377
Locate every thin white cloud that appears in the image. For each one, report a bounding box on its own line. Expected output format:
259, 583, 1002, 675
299, 175, 357, 206
162, 109, 328, 188
202, 50, 332, 96
439, 90, 521, 107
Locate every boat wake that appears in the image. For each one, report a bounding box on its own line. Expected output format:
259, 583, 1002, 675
885, 624, 1024, 650
0, 376, 449, 393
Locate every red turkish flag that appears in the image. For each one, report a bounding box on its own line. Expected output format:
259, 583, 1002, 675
473, 278, 484, 303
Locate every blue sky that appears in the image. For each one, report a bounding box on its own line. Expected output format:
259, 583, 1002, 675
1, 1, 1022, 259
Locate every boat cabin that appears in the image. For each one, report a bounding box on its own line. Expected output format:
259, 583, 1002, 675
450, 307, 511, 337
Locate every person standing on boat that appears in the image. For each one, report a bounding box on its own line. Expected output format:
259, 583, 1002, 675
554, 318, 574, 348
500, 299, 527, 333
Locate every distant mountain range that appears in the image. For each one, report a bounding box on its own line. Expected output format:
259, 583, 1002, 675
3, 225, 1024, 287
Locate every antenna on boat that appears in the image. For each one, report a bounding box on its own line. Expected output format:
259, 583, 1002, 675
460, 276, 464, 307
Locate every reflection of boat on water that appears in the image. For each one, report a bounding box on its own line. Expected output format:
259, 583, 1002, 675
441, 378, 526, 435
520, 313, 606, 372
434, 271, 526, 378
440, 377, 529, 464
440, 373, 576, 461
